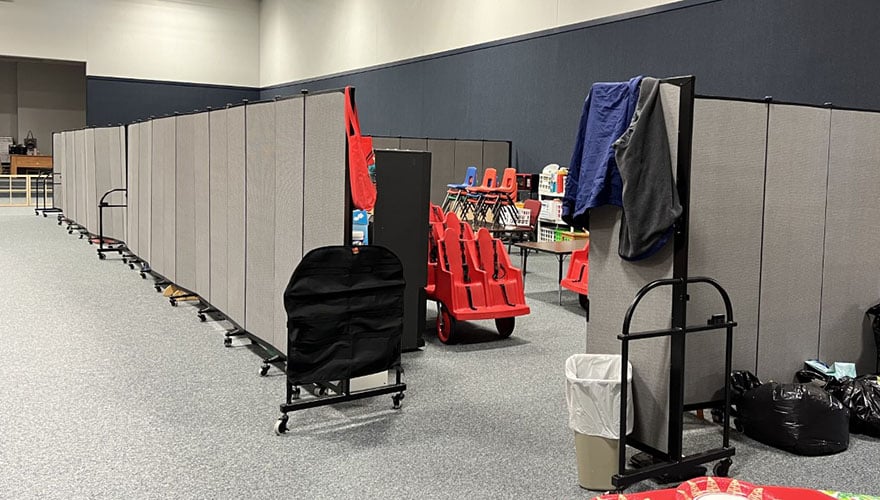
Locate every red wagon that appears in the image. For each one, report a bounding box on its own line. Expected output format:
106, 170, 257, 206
426, 208, 530, 343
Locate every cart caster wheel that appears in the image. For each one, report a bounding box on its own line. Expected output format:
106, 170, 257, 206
140, 272, 147, 279
495, 317, 515, 338
292, 387, 301, 400
169, 299, 177, 307
224, 337, 232, 347
58, 221, 62, 225
79, 234, 84, 239
392, 392, 405, 409
733, 418, 743, 432
311, 386, 328, 397
197, 313, 206, 322
274, 415, 289, 435
43, 213, 48, 218
713, 458, 732, 477
129, 263, 135, 270
437, 306, 457, 344
98, 253, 106, 260
259, 364, 269, 376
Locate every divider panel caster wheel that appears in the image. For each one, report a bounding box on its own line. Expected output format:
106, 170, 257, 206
392, 392, 405, 410
43, 213, 47, 218
98, 253, 106, 260
713, 458, 732, 477
197, 313, 206, 322
437, 306, 457, 344
169, 298, 177, 307
495, 317, 515, 339
223, 337, 232, 347
259, 364, 269, 377
140, 272, 147, 279
79, 234, 84, 239
274, 415, 289, 435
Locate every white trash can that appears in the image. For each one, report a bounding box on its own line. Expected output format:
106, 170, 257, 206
565, 354, 634, 490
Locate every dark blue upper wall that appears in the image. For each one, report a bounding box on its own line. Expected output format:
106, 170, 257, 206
87, 76, 258, 127
259, 0, 880, 172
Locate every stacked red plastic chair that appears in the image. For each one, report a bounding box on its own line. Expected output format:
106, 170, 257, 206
426, 208, 530, 343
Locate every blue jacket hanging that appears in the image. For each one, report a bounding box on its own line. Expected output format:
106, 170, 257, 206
562, 76, 642, 227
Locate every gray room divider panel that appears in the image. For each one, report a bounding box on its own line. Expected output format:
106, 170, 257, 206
193, 113, 211, 299
820, 109, 880, 372
453, 140, 483, 182
67, 131, 77, 220
684, 99, 768, 404
758, 104, 831, 382
372, 137, 400, 150
93, 128, 114, 239
302, 92, 346, 252
175, 114, 198, 292
138, 122, 152, 264
226, 106, 247, 327
74, 129, 87, 227
427, 139, 455, 204
151, 116, 177, 281
587, 205, 674, 452
273, 97, 305, 352
52, 133, 64, 213
245, 101, 277, 347
113, 127, 127, 243
482, 140, 510, 170
127, 124, 139, 255
209, 109, 229, 312
84, 128, 98, 232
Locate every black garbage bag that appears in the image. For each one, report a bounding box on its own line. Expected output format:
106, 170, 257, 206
730, 370, 762, 401
737, 382, 849, 456
796, 369, 831, 388
825, 375, 880, 437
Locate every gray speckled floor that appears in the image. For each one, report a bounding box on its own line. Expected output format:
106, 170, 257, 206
1, 207, 878, 499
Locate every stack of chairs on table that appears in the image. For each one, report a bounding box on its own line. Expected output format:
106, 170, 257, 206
426, 206, 529, 343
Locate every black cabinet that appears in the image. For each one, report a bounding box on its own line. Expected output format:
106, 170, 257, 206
373, 149, 431, 351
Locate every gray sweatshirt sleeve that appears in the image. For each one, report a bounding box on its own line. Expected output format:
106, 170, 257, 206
612, 77, 682, 260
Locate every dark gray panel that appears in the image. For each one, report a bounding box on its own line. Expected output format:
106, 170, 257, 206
209, 109, 229, 312
245, 101, 276, 345
586, 205, 673, 452
426, 139, 456, 205
820, 110, 880, 372
454, 140, 483, 184
685, 99, 767, 404
482, 141, 510, 170
126, 125, 139, 255
175, 115, 197, 292
303, 92, 346, 251
226, 106, 247, 327
84, 128, 98, 232
273, 97, 305, 352
138, 122, 152, 264
758, 105, 830, 382
372, 136, 400, 150
400, 137, 427, 151
193, 113, 211, 299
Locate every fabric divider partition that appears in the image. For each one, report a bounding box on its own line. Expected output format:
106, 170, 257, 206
137, 122, 153, 265
208, 109, 230, 314
225, 105, 247, 329
92, 126, 127, 242
175, 114, 198, 293
74, 130, 87, 230
127, 124, 140, 255
52, 133, 64, 212
151, 116, 177, 282
84, 129, 98, 233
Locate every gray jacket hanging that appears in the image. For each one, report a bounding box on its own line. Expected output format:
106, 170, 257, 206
613, 77, 682, 261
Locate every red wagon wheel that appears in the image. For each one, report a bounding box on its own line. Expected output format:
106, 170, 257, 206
495, 317, 515, 338
437, 306, 457, 344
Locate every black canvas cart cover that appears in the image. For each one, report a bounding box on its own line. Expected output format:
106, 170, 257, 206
284, 245, 405, 385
